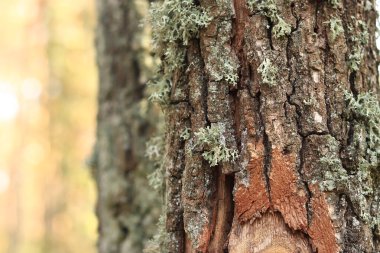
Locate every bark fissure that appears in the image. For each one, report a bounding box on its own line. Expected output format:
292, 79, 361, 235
258, 91, 272, 201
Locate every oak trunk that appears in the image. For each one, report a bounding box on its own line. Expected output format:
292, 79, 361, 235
162, 1, 379, 252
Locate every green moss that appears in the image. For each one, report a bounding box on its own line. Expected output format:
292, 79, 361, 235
325, 18, 344, 41
194, 123, 238, 166
258, 58, 278, 86
248, 0, 291, 38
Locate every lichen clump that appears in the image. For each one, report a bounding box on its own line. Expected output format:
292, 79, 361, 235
194, 123, 238, 166
347, 19, 369, 71
318, 135, 377, 227
209, 45, 239, 85
248, 0, 291, 38
149, 0, 212, 104
345, 91, 380, 165
145, 135, 166, 190
328, 0, 340, 8
258, 58, 278, 86
143, 215, 170, 253
326, 18, 344, 41
150, 0, 211, 73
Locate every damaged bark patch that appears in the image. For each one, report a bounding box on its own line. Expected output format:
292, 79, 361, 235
270, 148, 308, 231
234, 141, 271, 221
232, 143, 339, 252
307, 184, 340, 253
229, 212, 312, 253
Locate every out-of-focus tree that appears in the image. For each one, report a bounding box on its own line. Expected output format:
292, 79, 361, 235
92, 0, 162, 253
0, 0, 98, 252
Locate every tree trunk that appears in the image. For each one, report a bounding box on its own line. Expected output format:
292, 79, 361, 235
92, 1, 160, 253
155, 0, 380, 252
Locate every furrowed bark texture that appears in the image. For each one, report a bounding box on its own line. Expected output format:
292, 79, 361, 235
93, 1, 160, 252
163, 0, 379, 252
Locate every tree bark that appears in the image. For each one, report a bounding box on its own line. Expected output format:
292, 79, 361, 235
92, 1, 160, 253
160, 0, 380, 252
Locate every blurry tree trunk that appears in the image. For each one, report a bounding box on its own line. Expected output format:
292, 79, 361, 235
92, 1, 160, 253
161, 1, 379, 252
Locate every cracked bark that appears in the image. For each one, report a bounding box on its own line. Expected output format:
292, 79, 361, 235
164, 0, 379, 252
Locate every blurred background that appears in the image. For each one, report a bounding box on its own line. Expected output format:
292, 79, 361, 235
0, 0, 97, 252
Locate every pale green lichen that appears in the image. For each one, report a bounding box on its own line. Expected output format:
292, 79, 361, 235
184, 210, 209, 248
206, 19, 240, 85
149, 0, 212, 105
150, 0, 211, 71
145, 134, 169, 252
248, 0, 291, 38
144, 215, 170, 253
347, 18, 369, 71
258, 58, 278, 86
148, 77, 172, 105
146, 135, 166, 190
325, 18, 344, 41
150, 0, 211, 64
345, 91, 380, 166
318, 136, 377, 227
319, 91, 380, 228
328, 0, 340, 8
194, 123, 238, 166
180, 127, 191, 140
319, 136, 348, 192
273, 17, 292, 38
208, 46, 239, 84
348, 47, 363, 71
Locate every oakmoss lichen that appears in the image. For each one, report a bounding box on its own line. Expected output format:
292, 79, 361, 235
319, 91, 380, 228
208, 45, 239, 84
247, 0, 291, 38
148, 0, 212, 105
146, 135, 166, 190
150, 0, 211, 73
325, 18, 344, 41
345, 91, 380, 165
318, 135, 378, 227
318, 136, 348, 192
258, 58, 278, 86
328, 0, 340, 8
194, 123, 238, 166
180, 127, 191, 141
143, 215, 170, 253
347, 18, 369, 71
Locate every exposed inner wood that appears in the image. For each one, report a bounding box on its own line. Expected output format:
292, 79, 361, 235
229, 212, 312, 253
